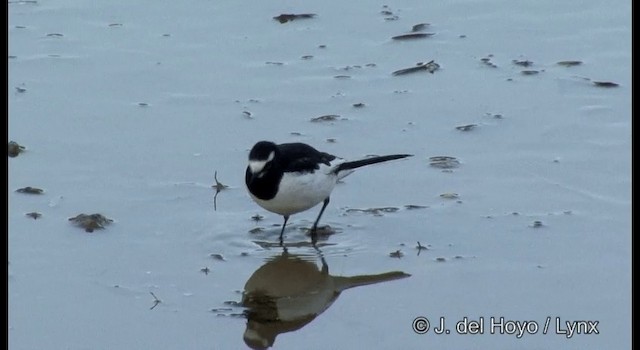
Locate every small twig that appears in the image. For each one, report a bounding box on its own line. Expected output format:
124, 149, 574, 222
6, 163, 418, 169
212, 171, 229, 190
212, 171, 229, 211
416, 241, 429, 256
149, 292, 161, 310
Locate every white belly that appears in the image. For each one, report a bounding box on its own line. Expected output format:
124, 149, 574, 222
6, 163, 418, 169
251, 167, 339, 216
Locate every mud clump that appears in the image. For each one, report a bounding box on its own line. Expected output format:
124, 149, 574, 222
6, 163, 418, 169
68, 213, 113, 232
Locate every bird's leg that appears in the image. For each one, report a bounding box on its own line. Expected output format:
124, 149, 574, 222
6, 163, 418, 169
320, 255, 328, 274
279, 215, 290, 240
311, 197, 330, 240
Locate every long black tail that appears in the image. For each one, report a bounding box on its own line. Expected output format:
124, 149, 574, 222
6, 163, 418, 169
332, 154, 412, 174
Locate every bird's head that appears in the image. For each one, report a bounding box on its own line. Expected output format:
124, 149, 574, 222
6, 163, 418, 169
247, 141, 278, 178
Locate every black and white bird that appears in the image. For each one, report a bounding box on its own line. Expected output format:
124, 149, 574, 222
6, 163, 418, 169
245, 141, 412, 241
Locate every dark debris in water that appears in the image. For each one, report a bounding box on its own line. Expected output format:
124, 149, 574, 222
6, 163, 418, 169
574, 76, 620, 88
531, 220, 544, 228
391, 33, 435, 40
310, 114, 341, 122
411, 23, 430, 32
248, 227, 264, 234
521, 70, 540, 75
380, 6, 399, 21
429, 156, 460, 169
352, 102, 366, 108
212, 171, 229, 211
346, 207, 399, 216
334, 63, 376, 72
210, 253, 226, 261
389, 250, 404, 258
456, 124, 477, 132
439, 193, 459, 200
217, 312, 246, 318
480, 55, 497, 68
557, 60, 582, 67
512, 59, 533, 67
211, 307, 233, 313
16, 186, 44, 195
68, 213, 113, 232
593, 81, 619, 88
149, 292, 161, 310
8, 141, 26, 157
273, 13, 316, 24
211, 171, 229, 192
486, 113, 504, 119
392, 60, 440, 76
416, 241, 430, 252
25, 212, 42, 220
404, 204, 428, 210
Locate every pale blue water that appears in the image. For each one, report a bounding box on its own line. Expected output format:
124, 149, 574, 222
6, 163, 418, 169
9, 0, 630, 349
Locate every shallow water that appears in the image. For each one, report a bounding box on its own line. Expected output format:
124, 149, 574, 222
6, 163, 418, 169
9, 0, 630, 349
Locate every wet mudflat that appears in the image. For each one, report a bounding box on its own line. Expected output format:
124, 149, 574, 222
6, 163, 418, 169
9, 0, 630, 349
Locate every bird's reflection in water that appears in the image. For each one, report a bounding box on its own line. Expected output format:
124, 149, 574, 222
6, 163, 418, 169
240, 246, 410, 349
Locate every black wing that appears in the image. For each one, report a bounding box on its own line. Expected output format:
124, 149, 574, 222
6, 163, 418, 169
277, 143, 336, 173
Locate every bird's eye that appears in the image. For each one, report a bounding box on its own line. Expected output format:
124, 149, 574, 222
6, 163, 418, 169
255, 162, 271, 178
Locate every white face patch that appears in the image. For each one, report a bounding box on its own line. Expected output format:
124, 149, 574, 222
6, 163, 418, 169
248, 151, 275, 174
266, 151, 275, 162
249, 160, 267, 174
